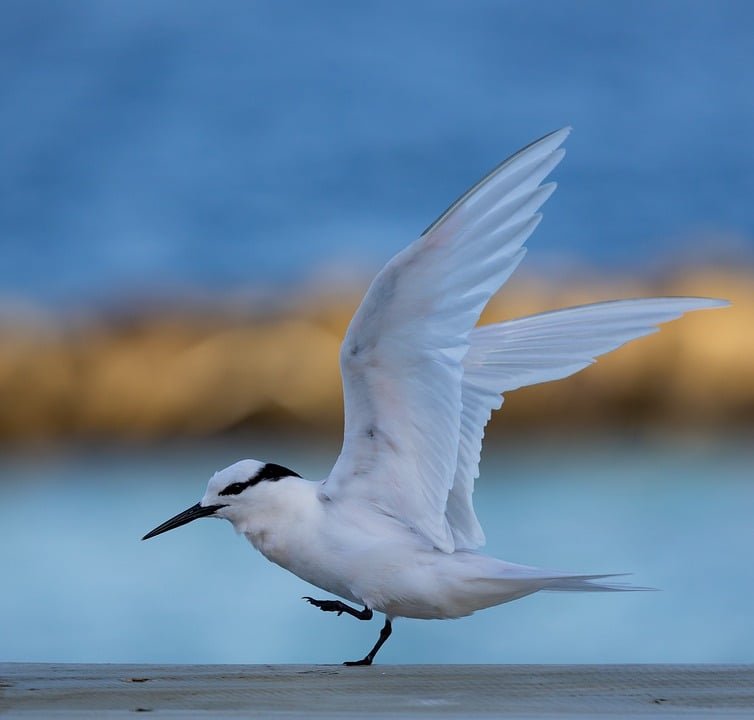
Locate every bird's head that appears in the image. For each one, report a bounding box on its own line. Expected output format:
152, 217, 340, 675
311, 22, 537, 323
142, 459, 302, 540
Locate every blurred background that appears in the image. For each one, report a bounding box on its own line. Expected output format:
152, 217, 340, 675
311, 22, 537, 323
1, 0, 753, 665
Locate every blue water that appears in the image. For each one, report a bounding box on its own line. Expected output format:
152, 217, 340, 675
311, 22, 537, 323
1, 1, 754, 308
2, 436, 752, 664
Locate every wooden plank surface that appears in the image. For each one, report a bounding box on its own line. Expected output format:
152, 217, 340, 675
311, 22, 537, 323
1, 664, 753, 718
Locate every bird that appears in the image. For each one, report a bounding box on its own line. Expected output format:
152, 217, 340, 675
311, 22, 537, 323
143, 128, 727, 665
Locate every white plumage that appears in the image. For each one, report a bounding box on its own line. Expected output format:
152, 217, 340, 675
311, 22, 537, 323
144, 128, 727, 664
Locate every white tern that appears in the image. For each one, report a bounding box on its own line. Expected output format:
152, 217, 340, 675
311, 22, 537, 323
143, 128, 727, 665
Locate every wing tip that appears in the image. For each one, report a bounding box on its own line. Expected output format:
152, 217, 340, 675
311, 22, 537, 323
420, 127, 570, 238
687, 296, 731, 309
550, 125, 572, 141
655, 296, 731, 312
523, 127, 570, 159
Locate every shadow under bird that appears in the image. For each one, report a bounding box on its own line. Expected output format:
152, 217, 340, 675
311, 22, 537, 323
143, 128, 727, 665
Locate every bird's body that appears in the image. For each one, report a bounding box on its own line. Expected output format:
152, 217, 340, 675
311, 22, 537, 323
214, 461, 624, 622
144, 128, 727, 664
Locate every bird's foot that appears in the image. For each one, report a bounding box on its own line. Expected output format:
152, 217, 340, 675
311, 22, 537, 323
302, 597, 373, 620
302, 597, 347, 615
343, 657, 373, 666
343, 618, 392, 666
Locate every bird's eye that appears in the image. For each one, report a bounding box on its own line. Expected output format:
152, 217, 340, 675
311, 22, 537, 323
220, 482, 248, 496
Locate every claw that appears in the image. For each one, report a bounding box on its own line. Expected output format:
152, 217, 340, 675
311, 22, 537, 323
303, 597, 374, 623
303, 597, 345, 614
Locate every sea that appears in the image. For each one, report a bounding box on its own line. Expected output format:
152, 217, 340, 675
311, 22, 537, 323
2, 435, 752, 664
1, 0, 753, 310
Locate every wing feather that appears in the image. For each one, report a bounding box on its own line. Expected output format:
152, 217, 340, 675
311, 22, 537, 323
446, 296, 729, 549
322, 129, 570, 551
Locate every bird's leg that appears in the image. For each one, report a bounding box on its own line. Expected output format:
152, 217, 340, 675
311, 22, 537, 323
344, 618, 392, 666
302, 597, 373, 620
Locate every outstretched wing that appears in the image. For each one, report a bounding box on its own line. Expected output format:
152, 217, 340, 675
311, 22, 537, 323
321, 128, 570, 552
445, 296, 729, 549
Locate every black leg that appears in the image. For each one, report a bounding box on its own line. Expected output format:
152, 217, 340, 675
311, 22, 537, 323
303, 597, 373, 621
344, 618, 392, 666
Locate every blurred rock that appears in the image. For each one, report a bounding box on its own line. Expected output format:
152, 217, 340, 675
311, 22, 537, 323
0, 269, 750, 443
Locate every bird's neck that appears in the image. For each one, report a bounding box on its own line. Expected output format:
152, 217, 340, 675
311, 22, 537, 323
231, 476, 322, 569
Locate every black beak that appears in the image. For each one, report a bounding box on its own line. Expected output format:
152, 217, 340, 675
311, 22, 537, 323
142, 502, 226, 540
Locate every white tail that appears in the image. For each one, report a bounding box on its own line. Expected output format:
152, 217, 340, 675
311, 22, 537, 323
544, 576, 656, 592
